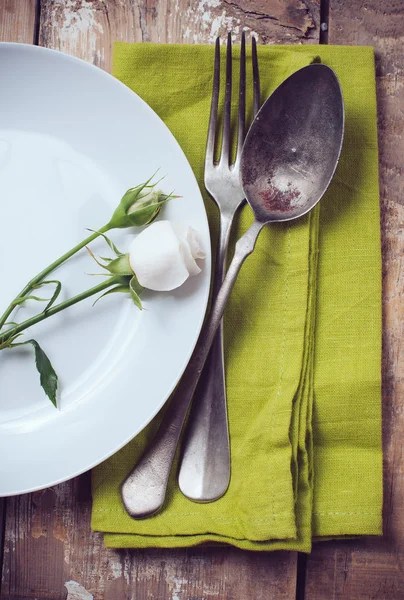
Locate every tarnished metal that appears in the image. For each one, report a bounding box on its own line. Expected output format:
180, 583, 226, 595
121, 62, 344, 519
178, 32, 261, 503
241, 64, 344, 224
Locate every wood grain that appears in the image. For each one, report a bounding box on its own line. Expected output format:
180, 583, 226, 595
38, 0, 319, 72
305, 1, 404, 599
0, 1, 322, 597
1, 473, 298, 598
0, 500, 6, 595
0, 0, 36, 43
38, 0, 136, 71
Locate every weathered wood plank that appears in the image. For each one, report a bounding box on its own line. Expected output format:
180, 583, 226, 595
0, 499, 6, 597
38, 0, 136, 71
0, 0, 321, 597
1, 597, 44, 600
305, 1, 404, 598
0, 0, 36, 43
0, 2, 37, 596
2, 476, 104, 598
129, 0, 317, 46
38, 0, 318, 72
1, 473, 299, 599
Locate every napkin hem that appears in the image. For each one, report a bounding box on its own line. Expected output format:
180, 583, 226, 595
101, 530, 313, 552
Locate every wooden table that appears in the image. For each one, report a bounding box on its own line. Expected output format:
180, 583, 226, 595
0, 1, 402, 598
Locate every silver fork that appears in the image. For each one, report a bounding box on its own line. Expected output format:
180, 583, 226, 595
178, 32, 260, 501
120, 32, 260, 518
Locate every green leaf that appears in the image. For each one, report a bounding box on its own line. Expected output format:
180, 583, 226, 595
130, 273, 143, 295
129, 276, 143, 310
120, 171, 160, 213
106, 173, 178, 229
87, 229, 123, 256
92, 276, 143, 310
106, 254, 133, 276
128, 203, 162, 226
11, 339, 58, 407
34, 280, 62, 312
86, 246, 108, 270
12, 295, 49, 305
92, 284, 129, 306
0, 332, 23, 350
8, 281, 61, 315
127, 192, 176, 227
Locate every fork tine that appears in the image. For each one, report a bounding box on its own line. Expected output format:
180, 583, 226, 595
252, 36, 260, 117
219, 31, 232, 166
205, 37, 220, 167
235, 30, 246, 162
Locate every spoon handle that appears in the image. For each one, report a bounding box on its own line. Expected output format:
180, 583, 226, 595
121, 219, 265, 518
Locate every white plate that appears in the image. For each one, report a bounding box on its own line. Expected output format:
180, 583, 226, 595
0, 43, 211, 496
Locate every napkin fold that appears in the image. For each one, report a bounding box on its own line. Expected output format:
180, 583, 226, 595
91, 43, 382, 551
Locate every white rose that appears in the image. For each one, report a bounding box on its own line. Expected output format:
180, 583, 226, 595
129, 220, 206, 291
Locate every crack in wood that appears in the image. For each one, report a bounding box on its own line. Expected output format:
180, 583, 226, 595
223, 0, 281, 20
103, 1, 111, 32
222, 0, 315, 38
137, 0, 148, 42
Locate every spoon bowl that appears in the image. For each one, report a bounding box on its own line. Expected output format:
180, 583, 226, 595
241, 63, 344, 223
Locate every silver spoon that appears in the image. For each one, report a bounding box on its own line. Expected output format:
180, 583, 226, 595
121, 63, 344, 518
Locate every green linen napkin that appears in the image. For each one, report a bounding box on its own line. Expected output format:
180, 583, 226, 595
91, 43, 382, 551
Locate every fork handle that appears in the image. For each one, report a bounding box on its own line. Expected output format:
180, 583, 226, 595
177, 212, 234, 501
121, 219, 264, 518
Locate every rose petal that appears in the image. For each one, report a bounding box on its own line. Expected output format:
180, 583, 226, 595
186, 227, 206, 260
179, 238, 201, 276
171, 223, 205, 275
129, 221, 189, 291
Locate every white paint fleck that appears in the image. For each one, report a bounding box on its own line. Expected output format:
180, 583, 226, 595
122, 552, 131, 585
65, 580, 93, 600
109, 558, 123, 580
210, 11, 240, 40
57, 0, 104, 65
187, 1, 252, 43
209, 15, 222, 39
166, 575, 188, 600
164, 562, 220, 598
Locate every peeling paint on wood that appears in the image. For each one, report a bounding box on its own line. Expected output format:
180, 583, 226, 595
39, 0, 106, 66
38, 0, 318, 73
1, 468, 298, 597
134, 0, 316, 45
